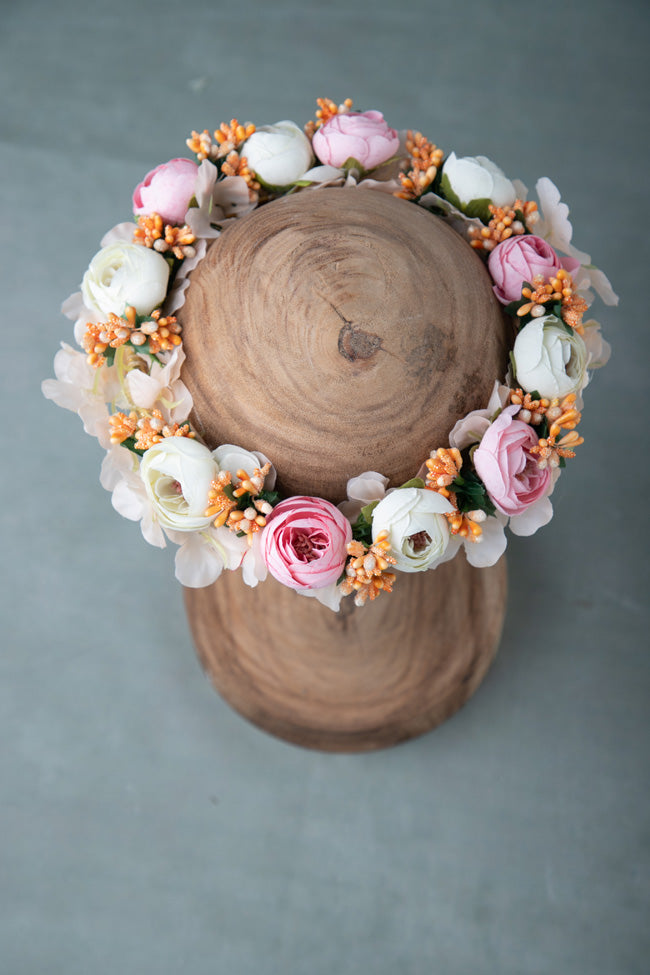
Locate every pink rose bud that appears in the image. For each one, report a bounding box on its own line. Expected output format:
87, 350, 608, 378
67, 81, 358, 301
488, 234, 581, 304
133, 157, 199, 225
260, 496, 352, 591
472, 406, 551, 517
312, 110, 400, 171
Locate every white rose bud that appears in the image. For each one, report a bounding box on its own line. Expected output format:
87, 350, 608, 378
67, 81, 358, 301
140, 437, 218, 533
513, 315, 588, 399
442, 152, 516, 209
82, 242, 170, 318
371, 487, 453, 573
242, 120, 314, 188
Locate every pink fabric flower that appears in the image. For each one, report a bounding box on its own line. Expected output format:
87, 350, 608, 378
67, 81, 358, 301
473, 406, 551, 517
260, 496, 352, 591
312, 111, 399, 171
133, 158, 199, 225
488, 234, 581, 304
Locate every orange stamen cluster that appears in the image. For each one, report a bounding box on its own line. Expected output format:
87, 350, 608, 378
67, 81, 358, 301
425, 447, 462, 493
205, 464, 273, 545
83, 307, 182, 366
425, 447, 484, 541
304, 97, 353, 138
131, 409, 195, 451
186, 119, 256, 162
516, 270, 587, 332
83, 313, 134, 366
526, 392, 584, 468
340, 531, 397, 606
133, 213, 197, 259
108, 410, 138, 445
219, 151, 260, 192
130, 309, 182, 355
469, 200, 538, 252
509, 388, 550, 425
396, 131, 444, 200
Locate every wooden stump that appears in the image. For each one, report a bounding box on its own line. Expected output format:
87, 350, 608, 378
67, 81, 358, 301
178, 188, 511, 750
185, 553, 506, 752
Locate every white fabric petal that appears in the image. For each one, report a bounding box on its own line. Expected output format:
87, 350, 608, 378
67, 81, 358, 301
174, 532, 225, 588
298, 582, 344, 612
464, 516, 507, 567
509, 496, 553, 536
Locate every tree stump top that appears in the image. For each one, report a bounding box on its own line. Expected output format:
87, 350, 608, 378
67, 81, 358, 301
180, 188, 511, 501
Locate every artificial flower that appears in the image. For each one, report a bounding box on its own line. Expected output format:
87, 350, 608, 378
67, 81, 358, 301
371, 488, 453, 572
139, 437, 218, 533
312, 111, 399, 171
488, 234, 580, 305
472, 406, 551, 517
512, 315, 588, 399
260, 496, 351, 590
132, 157, 199, 224
442, 152, 516, 211
81, 241, 170, 318
242, 121, 314, 187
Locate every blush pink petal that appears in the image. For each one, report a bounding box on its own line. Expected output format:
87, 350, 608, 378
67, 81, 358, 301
473, 406, 551, 516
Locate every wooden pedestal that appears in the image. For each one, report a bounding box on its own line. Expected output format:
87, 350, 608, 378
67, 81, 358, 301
184, 553, 507, 752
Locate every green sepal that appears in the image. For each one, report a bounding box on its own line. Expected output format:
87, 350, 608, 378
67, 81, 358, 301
559, 456, 567, 469
398, 477, 426, 490
341, 156, 365, 175
438, 173, 491, 223
222, 483, 238, 503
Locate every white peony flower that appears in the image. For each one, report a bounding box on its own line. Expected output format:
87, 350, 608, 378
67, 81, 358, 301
513, 316, 587, 399
140, 437, 218, 533
242, 121, 314, 188
443, 152, 516, 209
371, 487, 453, 573
81, 242, 170, 318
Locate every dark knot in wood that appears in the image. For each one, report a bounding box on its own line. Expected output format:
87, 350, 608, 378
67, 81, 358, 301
338, 321, 383, 362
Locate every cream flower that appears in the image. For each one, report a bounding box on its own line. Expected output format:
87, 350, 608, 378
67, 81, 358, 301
442, 152, 516, 211
81, 241, 170, 318
513, 316, 587, 399
139, 437, 218, 533
243, 121, 314, 187
371, 487, 453, 572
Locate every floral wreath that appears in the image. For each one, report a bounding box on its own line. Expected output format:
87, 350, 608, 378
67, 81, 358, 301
43, 97, 617, 612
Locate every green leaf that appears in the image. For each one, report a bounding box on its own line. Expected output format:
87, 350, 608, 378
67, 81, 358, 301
352, 508, 374, 545
452, 459, 496, 516
258, 489, 279, 507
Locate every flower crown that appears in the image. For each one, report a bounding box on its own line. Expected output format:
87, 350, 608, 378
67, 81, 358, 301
43, 97, 617, 612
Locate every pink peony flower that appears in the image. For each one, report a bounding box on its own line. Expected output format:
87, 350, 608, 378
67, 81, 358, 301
312, 111, 399, 171
133, 157, 199, 225
260, 496, 352, 591
472, 406, 551, 517
488, 234, 581, 304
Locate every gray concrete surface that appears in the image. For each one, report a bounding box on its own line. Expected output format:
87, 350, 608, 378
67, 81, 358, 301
1, 0, 648, 972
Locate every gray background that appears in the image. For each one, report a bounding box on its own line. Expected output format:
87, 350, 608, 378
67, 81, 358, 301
2, 0, 649, 972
